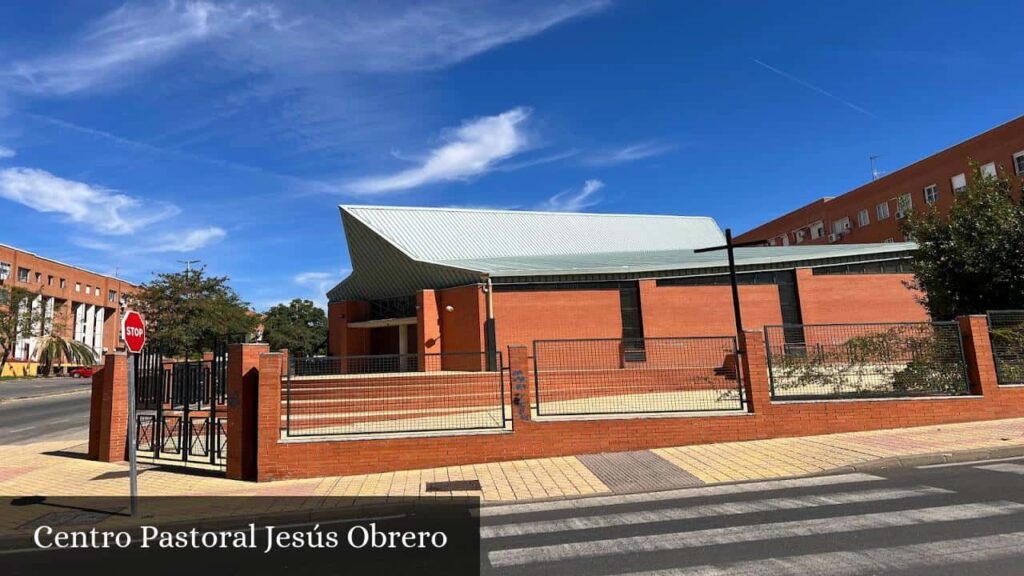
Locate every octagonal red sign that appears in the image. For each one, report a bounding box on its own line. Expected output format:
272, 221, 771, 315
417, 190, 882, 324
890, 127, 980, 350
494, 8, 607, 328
121, 310, 146, 353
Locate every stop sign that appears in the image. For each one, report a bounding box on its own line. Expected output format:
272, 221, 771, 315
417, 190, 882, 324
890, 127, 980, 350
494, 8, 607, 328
122, 310, 146, 353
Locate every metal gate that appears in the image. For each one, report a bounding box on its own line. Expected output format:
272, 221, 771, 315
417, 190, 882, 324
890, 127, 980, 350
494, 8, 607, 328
988, 310, 1024, 386
133, 340, 229, 468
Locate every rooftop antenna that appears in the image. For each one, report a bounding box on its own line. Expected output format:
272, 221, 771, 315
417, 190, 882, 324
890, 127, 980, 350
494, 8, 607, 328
870, 155, 884, 181
177, 259, 200, 275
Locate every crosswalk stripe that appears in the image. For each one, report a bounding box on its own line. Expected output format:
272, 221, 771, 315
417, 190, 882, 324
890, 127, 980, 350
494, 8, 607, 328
481, 486, 951, 538
487, 501, 1024, 567
476, 473, 883, 518
975, 463, 1024, 475
594, 531, 1024, 576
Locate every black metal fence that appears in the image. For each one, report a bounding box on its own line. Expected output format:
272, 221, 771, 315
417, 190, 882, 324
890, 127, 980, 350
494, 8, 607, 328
765, 322, 970, 400
284, 352, 508, 437
532, 337, 745, 417
988, 310, 1024, 386
133, 339, 231, 468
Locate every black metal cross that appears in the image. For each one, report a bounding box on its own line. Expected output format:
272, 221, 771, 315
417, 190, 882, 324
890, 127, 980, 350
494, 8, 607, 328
693, 228, 769, 352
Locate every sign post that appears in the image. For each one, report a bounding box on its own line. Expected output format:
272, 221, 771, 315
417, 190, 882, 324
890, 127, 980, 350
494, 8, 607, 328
121, 310, 146, 518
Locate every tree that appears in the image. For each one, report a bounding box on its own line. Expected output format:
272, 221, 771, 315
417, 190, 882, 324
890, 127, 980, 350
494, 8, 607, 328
33, 300, 96, 376
902, 161, 1024, 319
133, 267, 258, 357
0, 286, 39, 376
262, 299, 327, 357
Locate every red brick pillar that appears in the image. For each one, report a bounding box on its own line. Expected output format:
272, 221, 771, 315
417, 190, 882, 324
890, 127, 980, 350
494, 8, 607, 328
508, 345, 532, 423
87, 363, 107, 460
958, 315, 1000, 396
226, 342, 270, 480
740, 330, 772, 414
256, 352, 285, 482
92, 353, 129, 462
417, 289, 441, 363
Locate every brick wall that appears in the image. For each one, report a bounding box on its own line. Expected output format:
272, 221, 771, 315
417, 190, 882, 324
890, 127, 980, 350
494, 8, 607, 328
640, 281, 783, 336
245, 315, 1024, 481
794, 268, 928, 325
493, 289, 622, 355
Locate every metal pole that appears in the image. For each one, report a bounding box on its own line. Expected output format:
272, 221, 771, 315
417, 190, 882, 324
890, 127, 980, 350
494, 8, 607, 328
725, 229, 745, 352
126, 353, 139, 517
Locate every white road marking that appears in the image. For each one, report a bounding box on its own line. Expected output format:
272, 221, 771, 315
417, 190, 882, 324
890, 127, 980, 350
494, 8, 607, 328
596, 531, 1024, 576
476, 473, 883, 518
481, 486, 950, 538
975, 463, 1024, 475
487, 501, 1024, 567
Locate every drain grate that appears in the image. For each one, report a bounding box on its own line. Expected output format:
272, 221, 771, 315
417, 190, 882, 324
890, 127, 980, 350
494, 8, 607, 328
425, 480, 482, 492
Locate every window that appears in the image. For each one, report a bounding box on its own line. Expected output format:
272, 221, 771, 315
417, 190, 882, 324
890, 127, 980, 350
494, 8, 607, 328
60, 278, 66, 289
0, 262, 9, 281
75, 282, 81, 292
1014, 151, 1024, 176
896, 193, 912, 218
85, 285, 91, 295
34, 272, 41, 283
951, 173, 967, 193
47, 275, 54, 286
924, 184, 938, 205
809, 221, 825, 239
18, 267, 29, 282
778, 234, 789, 246
980, 162, 997, 179
108, 289, 116, 302
857, 209, 870, 227
793, 229, 807, 244
876, 202, 890, 220
831, 217, 851, 236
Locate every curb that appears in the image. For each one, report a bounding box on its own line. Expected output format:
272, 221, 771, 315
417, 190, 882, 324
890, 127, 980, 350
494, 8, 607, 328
825, 444, 1024, 474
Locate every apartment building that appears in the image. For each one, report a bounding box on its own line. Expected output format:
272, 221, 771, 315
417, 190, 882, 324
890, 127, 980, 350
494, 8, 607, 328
737, 115, 1024, 246
0, 244, 137, 374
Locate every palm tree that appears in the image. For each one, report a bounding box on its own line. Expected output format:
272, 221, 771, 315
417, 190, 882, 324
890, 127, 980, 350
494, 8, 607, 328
34, 334, 97, 377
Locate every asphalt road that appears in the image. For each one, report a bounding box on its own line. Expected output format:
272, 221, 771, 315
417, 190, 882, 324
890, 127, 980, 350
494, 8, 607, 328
0, 380, 91, 444
479, 457, 1024, 575
0, 377, 90, 402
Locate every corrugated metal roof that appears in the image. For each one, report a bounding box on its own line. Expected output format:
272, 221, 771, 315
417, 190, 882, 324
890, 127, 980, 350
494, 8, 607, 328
327, 204, 917, 302
339, 205, 726, 261
438, 243, 918, 277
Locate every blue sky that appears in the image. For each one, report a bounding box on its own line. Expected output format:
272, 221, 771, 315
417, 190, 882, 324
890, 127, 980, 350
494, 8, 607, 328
1, 1, 1022, 310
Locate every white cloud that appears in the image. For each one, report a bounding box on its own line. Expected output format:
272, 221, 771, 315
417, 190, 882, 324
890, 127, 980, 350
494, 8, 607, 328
349, 107, 531, 193
539, 179, 604, 212
75, 226, 228, 254
585, 141, 675, 166
0, 146, 15, 158
3, 1, 607, 95
294, 268, 350, 309
6, 1, 281, 94
143, 227, 228, 253
0, 167, 180, 234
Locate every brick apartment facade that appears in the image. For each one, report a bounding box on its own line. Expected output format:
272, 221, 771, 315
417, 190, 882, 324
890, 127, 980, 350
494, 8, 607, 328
327, 206, 928, 365
737, 115, 1024, 246
0, 244, 136, 375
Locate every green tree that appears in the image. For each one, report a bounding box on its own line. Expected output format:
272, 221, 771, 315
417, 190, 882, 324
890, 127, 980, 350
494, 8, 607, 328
902, 161, 1024, 318
33, 300, 97, 376
133, 267, 258, 357
0, 286, 39, 376
262, 299, 327, 357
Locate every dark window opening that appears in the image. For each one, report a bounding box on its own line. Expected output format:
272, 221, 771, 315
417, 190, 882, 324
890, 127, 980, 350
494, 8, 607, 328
619, 282, 646, 362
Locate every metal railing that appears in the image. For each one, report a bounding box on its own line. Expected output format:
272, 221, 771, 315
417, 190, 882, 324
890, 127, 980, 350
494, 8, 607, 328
532, 337, 744, 417
765, 322, 970, 400
988, 310, 1024, 386
284, 352, 507, 437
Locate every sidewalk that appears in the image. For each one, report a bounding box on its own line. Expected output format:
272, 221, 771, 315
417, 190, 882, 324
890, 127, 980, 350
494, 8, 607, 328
3, 418, 1023, 506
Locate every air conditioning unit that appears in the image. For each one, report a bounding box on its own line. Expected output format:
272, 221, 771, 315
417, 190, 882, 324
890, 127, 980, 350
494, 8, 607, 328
827, 233, 840, 243
895, 210, 907, 220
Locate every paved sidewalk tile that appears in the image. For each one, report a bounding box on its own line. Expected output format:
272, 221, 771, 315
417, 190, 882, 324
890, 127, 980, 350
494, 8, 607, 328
1, 417, 1023, 534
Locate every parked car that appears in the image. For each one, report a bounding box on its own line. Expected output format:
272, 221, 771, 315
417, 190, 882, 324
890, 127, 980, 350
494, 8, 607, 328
68, 366, 94, 379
